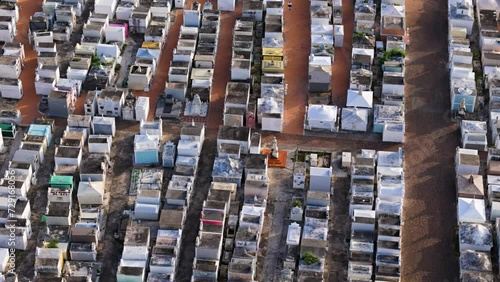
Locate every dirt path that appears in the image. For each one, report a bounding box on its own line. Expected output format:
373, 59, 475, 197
401, 0, 460, 280
98, 132, 134, 281
15, 0, 43, 124
282, 0, 309, 135
175, 140, 217, 281
326, 172, 351, 281
206, 4, 243, 129
133, 9, 182, 121
331, 0, 354, 107
14, 127, 63, 282
258, 166, 294, 281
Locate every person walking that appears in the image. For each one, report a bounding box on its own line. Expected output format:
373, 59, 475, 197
288, 1, 292, 10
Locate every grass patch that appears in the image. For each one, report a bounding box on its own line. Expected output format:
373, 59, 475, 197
472, 49, 481, 60
91, 55, 115, 67
121, 44, 128, 55
295, 151, 306, 162
46, 240, 58, 248
91, 55, 101, 67
475, 70, 483, 82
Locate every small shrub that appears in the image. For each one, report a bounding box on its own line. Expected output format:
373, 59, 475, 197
345, 236, 351, 244
353, 32, 368, 40
292, 200, 302, 207
378, 48, 405, 64
386, 48, 405, 58
91, 55, 100, 63
302, 251, 320, 265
